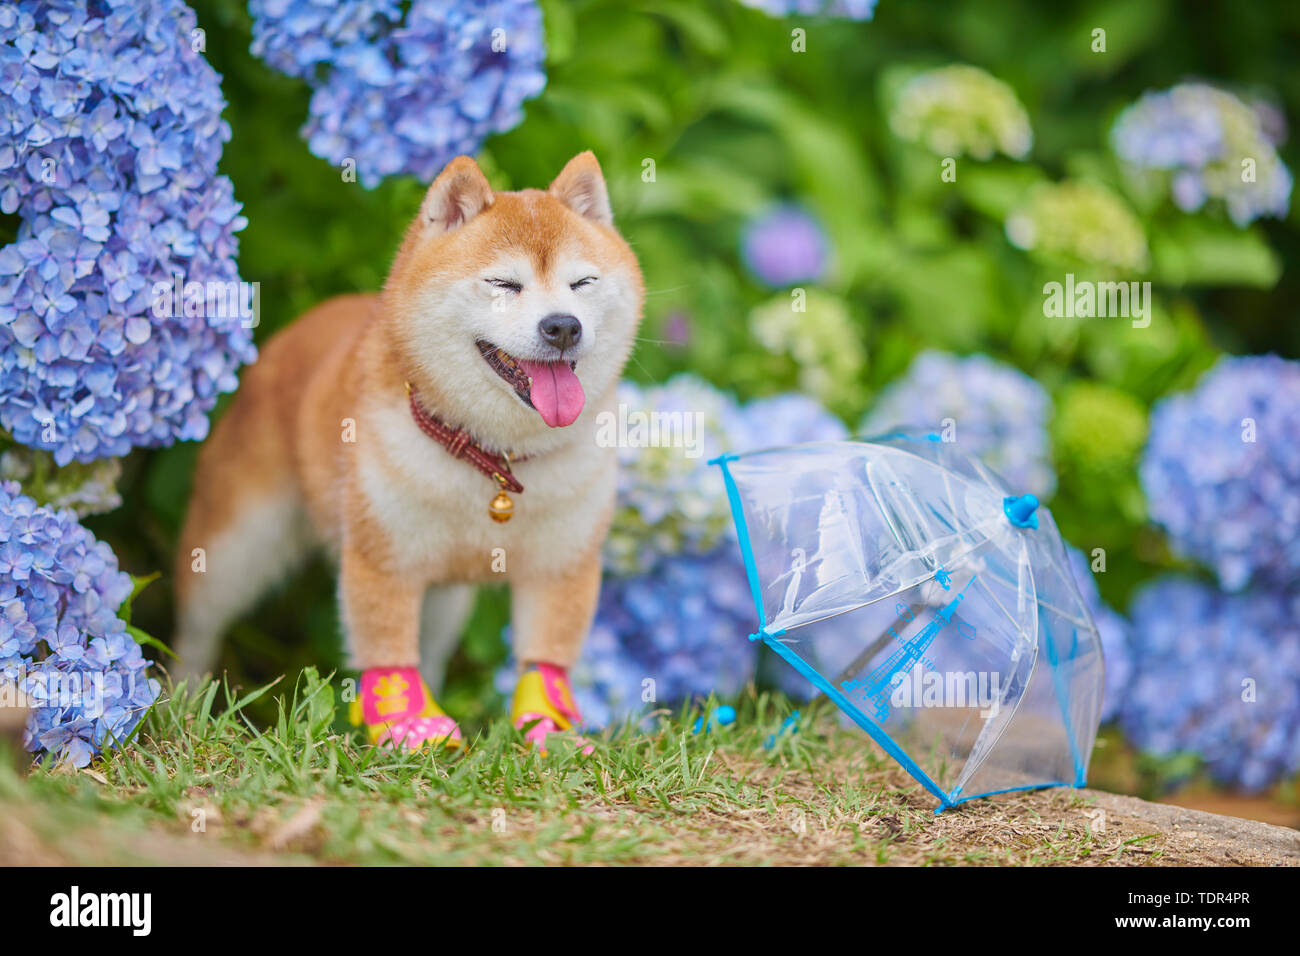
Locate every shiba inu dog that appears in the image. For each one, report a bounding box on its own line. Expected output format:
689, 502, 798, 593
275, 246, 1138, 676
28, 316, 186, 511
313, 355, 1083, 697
174, 152, 643, 750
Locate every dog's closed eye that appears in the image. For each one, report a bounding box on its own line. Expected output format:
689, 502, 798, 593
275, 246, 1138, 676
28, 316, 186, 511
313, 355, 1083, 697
570, 276, 598, 291
486, 278, 522, 294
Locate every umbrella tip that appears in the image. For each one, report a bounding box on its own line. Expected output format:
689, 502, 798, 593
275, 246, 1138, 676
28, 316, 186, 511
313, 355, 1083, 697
1003, 493, 1040, 529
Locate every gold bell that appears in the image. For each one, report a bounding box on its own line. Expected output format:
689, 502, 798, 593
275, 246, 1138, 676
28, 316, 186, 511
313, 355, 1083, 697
489, 490, 514, 523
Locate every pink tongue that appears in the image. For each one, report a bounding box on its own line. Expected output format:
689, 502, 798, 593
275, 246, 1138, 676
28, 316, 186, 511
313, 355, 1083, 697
519, 360, 585, 427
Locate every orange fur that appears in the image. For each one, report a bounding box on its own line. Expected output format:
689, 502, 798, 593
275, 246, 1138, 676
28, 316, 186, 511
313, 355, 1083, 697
174, 153, 643, 685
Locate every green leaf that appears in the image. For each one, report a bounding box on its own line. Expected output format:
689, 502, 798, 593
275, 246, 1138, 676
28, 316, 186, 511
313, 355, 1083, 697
126, 623, 177, 660
637, 1, 729, 57
1150, 219, 1282, 288
119, 572, 161, 626
538, 0, 577, 65
958, 164, 1049, 220
707, 80, 885, 283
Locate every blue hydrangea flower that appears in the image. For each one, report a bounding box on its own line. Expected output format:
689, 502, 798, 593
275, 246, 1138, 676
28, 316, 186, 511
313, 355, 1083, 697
499, 543, 758, 728
605, 376, 847, 576
727, 391, 849, 454
1141, 355, 1300, 592
249, 0, 546, 188
861, 351, 1056, 498
1064, 544, 1131, 723
738, 0, 878, 19
604, 376, 740, 576
0, 0, 256, 465
1122, 577, 1300, 792
741, 204, 829, 288
1112, 83, 1292, 226
0, 482, 160, 767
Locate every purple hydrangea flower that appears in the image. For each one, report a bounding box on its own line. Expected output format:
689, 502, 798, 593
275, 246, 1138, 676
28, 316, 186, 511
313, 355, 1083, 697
1141, 355, 1300, 592
0, 0, 256, 465
861, 351, 1057, 498
662, 311, 691, 348
1122, 576, 1300, 792
741, 204, 830, 288
0, 481, 159, 767
1112, 83, 1292, 226
738, 0, 878, 19
249, 0, 546, 188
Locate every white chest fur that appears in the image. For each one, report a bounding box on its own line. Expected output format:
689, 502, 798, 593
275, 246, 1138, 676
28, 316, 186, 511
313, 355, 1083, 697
354, 395, 616, 583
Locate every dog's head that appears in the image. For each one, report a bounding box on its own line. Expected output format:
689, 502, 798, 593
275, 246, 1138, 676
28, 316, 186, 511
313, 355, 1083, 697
385, 152, 643, 441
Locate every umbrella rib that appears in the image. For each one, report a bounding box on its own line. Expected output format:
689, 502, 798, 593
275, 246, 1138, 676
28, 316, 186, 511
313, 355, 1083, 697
913, 445, 1095, 631
775, 517, 1007, 631
972, 574, 1030, 638
827, 603, 928, 686
1029, 596, 1095, 632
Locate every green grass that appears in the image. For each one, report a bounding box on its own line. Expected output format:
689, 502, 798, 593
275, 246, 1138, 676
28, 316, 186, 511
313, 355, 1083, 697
0, 669, 1176, 866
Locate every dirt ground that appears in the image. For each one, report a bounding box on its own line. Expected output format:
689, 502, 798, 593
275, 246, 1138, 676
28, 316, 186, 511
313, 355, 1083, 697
3, 758, 1297, 867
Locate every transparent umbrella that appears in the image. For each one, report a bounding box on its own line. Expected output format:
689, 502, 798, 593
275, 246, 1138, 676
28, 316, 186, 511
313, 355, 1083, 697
711, 430, 1105, 811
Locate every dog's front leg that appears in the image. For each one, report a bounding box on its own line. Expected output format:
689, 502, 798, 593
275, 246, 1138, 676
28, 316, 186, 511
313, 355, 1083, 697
340, 537, 463, 750
507, 545, 602, 752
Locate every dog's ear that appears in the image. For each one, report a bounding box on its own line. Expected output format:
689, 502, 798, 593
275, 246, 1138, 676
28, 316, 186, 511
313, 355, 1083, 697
420, 156, 494, 234
549, 151, 612, 226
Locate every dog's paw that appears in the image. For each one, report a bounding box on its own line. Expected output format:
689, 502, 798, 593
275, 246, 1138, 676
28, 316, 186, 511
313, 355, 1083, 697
376, 715, 463, 751
510, 663, 593, 756
349, 665, 461, 750
513, 712, 595, 756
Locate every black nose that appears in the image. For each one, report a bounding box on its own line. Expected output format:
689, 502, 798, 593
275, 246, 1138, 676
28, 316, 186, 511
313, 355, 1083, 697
538, 313, 582, 351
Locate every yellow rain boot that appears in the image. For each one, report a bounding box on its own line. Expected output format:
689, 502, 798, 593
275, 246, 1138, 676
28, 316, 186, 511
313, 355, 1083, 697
348, 666, 462, 751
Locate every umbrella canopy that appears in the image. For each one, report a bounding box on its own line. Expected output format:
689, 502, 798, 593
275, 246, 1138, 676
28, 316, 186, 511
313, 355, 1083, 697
712, 431, 1105, 811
